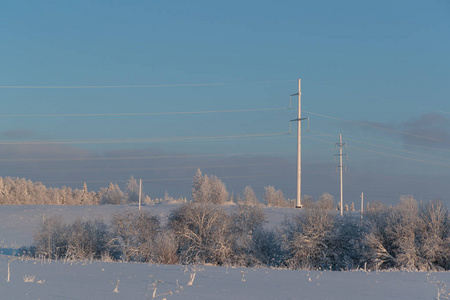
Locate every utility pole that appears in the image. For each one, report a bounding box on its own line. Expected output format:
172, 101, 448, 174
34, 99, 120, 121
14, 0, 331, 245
139, 179, 142, 211
290, 79, 308, 208
335, 134, 347, 216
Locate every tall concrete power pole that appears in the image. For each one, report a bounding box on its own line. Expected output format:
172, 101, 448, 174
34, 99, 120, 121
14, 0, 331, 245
335, 134, 347, 216
290, 79, 308, 208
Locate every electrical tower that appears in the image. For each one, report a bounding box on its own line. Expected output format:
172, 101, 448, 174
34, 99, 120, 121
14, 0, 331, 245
335, 134, 347, 216
290, 79, 308, 208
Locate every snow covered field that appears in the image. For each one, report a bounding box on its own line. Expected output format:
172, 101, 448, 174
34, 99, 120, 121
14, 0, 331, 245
0, 204, 448, 300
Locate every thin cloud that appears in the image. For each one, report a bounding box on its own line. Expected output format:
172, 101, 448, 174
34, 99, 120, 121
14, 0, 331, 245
401, 113, 450, 147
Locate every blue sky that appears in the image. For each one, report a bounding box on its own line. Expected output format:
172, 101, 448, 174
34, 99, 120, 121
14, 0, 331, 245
0, 1, 449, 206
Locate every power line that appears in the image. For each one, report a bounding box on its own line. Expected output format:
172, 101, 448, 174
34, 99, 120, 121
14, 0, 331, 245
310, 130, 450, 154
1, 161, 293, 174
304, 110, 449, 144
0, 107, 289, 118
303, 130, 450, 168
0, 132, 290, 145
40, 173, 296, 185
309, 131, 450, 164
0, 150, 293, 162
349, 145, 450, 168
0, 79, 295, 89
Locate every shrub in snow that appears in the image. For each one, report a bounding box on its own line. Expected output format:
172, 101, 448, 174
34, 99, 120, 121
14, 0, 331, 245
169, 203, 233, 265
281, 207, 335, 269
252, 228, 284, 267
110, 210, 160, 262
66, 219, 110, 260
33, 216, 68, 259
33, 216, 110, 260
326, 216, 364, 270
230, 203, 266, 266
151, 230, 179, 264
362, 197, 450, 271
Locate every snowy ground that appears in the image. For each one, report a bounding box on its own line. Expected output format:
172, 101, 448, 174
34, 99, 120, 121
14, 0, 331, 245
0, 204, 448, 300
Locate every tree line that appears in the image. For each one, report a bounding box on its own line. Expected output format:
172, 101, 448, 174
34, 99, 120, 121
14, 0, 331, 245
0, 176, 145, 205
0, 169, 294, 207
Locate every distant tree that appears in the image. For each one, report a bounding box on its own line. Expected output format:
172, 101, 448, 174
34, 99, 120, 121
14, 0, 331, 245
317, 193, 335, 210
242, 186, 258, 206
209, 175, 229, 204
192, 169, 209, 203
0, 176, 100, 205
301, 195, 314, 209
192, 169, 228, 204
125, 176, 139, 203
100, 183, 125, 205
350, 202, 355, 212
264, 186, 288, 207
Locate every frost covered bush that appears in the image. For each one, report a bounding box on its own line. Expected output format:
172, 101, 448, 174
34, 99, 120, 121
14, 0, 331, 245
33, 216, 110, 260
280, 207, 335, 269
65, 219, 110, 260
418, 200, 450, 270
151, 230, 179, 264
252, 228, 284, 267
169, 203, 233, 265
326, 216, 364, 270
110, 210, 160, 262
33, 216, 68, 259
230, 203, 266, 266
363, 197, 450, 271
27, 196, 449, 271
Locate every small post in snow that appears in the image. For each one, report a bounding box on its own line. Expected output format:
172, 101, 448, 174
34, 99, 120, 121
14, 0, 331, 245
360, 192, 364, 220
139, 179, 142, 211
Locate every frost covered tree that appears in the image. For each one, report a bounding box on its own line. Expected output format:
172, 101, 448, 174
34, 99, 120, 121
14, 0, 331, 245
0, 176, 101, 205
192, 169, 208, 203
242, 186, 258, 206
350, 202, 355, 212
169, 203, 233, 264
125, 176, 139, 203
317, 193, 335, 210
192, 169, 228, 204
100, 183, 125, 205
264, 186, 288, 207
